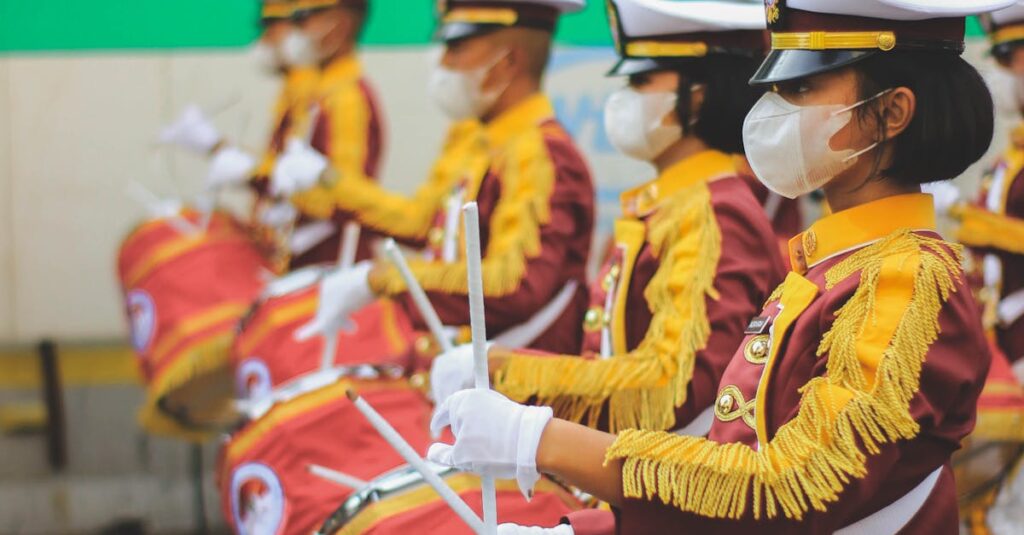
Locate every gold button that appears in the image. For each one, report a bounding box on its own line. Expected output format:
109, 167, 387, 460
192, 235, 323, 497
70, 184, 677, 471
717, 393, 734, 413
877, 33, 896, 52
414, 335, 434, 356
583, 307, 604, 332
803, 230, 817, 257
743, 334, 771, 365
427, 227, 445, 247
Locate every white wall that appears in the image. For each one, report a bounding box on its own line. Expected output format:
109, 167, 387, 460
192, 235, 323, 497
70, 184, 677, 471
0, 46, 647, 345
0, 42, 1011, 345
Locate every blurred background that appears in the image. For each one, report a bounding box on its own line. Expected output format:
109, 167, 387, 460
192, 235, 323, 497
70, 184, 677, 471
0, 1, 1009, 533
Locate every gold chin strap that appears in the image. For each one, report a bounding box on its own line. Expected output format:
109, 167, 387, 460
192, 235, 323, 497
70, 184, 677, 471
771, 30, 897, 52
624, 40, 709, 58
443, 7, 518, 26
992, 25, 1024, 46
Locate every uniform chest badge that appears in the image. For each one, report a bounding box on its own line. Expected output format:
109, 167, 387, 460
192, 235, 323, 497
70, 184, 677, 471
765, 0, 783, 26
236, 358, 273, 401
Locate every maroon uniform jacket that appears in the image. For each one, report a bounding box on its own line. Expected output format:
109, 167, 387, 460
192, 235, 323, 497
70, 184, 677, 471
601, 194, 988, 534
493, 150, 786, 437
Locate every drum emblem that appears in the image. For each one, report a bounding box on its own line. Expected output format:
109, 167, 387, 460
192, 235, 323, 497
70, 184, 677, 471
126, 289, 156, 353
231, 462, 285, 535
237, 358, 273, 401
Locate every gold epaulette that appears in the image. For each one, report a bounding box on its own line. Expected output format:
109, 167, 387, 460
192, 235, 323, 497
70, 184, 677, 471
494, 182, 721, 433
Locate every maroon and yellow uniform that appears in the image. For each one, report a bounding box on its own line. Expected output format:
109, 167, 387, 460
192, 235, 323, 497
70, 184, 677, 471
251, 67, 319, 200
602, 194, 988, 533
337, 94, 595, 356
289, 54, 385, 268
955, 125, 1024, 364
492, 151, 786, 435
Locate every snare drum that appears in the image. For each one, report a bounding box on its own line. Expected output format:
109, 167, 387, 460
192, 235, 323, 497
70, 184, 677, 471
117, 209, 269, 440
220, 379, 436, 535
231, 266, 417, 410
316, 465, 582, 535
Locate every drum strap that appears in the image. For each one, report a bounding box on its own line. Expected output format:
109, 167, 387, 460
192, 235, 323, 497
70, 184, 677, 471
290, 221, 336, 256
834, 466, 943, 534
493, 281, 579, 349
672, 406, 714, 437
999, 288, 1024, 328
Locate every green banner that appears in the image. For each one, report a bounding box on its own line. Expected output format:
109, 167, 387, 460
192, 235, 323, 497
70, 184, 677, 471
0, 0, 611, 53
0, 0, 986, 53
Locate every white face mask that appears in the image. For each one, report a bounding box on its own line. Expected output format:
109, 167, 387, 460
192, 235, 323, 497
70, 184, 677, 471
252, 41, 284, 73
742, 89, 890, 199
427, 51, 509, 121
603, 88, 683, 162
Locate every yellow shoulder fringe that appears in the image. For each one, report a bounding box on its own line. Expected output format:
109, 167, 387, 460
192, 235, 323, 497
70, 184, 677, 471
953, 204, 1024, 255
493, 183, 721, 433
605, 230, 962, 521
330, 121, 484, 242
375, 126, 558, 298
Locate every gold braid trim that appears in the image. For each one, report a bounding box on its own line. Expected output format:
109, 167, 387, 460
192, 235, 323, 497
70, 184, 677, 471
953, 204, 1024, 255
605, 231, 962, 520
376, 126, 558, 298
333, 121, 484, 241
493, 184, 720, 432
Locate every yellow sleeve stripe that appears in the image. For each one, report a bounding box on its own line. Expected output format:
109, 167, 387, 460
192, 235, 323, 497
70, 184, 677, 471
954, 204, 1024, 255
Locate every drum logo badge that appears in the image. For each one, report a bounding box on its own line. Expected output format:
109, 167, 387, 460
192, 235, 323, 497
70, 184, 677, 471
231, 462, 285, 535
126, 289, 156, 353
765, 0, 782, 25
237, 358, 274, 401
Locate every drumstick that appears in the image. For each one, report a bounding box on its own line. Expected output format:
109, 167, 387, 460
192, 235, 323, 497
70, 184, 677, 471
338, 222, 362, 269
346, 389, 485, 534
461, 202, 497, 535
308, 464, 368, 490
383, 239, 454, 353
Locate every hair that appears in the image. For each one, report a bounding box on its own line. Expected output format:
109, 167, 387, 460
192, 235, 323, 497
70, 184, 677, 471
669, 54, 763, 154
494, 27, 553, 82
853, 51, 994, 184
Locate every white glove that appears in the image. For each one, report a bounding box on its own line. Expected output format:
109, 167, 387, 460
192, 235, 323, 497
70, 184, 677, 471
294, 262, 375, 341
428, 389, 552, 500
206, 146, 256, 188
271, 139, 327, 197
260, 202, 298, 229
159, 104, 221, 154
430, 343, 483, 406
498, 524, 574, 535
921, 181, 960, 217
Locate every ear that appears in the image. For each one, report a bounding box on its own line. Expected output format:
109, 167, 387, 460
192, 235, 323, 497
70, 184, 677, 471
881, 87, 915, 141
689, 84, 706, 123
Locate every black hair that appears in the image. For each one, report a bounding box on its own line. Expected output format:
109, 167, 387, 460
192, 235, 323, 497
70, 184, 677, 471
853, 51, 994, 184
645, 54, 763, 154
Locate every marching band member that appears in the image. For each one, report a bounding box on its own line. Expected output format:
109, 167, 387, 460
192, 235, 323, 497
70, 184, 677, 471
270, 0, 385, 268
430, 0, 787, 444
297, 0, 596, 356
956, 2, 1024, 370
430, 0, 1007, 532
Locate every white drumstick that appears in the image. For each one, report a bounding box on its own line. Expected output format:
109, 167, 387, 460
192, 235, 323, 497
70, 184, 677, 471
308, 464, 368, 490
347, 390, 485, 533
461, 202, 497, 535
383, 239, 454, 353
319, 329, 338, 372
338, 222, 362, 269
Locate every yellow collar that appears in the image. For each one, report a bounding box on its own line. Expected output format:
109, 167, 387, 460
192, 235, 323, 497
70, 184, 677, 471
620, 150, 737, 218
484, 93, 556, 148
318, 54, 361, 90
790, 193, 936, 272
